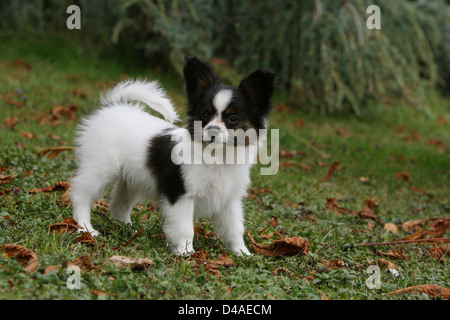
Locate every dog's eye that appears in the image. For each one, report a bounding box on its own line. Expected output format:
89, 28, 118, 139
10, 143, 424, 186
200, 111, 209, 119
228, 115, 238, 123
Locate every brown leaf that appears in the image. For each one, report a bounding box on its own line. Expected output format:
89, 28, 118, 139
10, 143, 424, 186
44, 265, 60, 274
388, 285, 450, 299
37, 146, 75, 159
108, 255, 154, 270
354, 207, 378, 221
3, 117, 19, 130
372, 258, 397, 271
247, 231, 310, 256
50, 216, 82, 234
384, 223, 399, 234
363, 196, 379, 208
68, 255, 99, 271
279, 161, 312, 171
325, 198, 352, 215
0, 174, 15, 185
1, 244, 40, 273
323, 160, 341, 181
402, 219, 426, 232
394, 172, 411, 183
273, 267, 292, 276
322, 260, 345, 269
30, 181, 71, 194
75, 232, 97, 246
207, 255, 234, 269
378, 247, 408, 260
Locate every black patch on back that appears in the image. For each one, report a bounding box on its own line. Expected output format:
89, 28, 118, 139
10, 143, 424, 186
147, 129, 186, 205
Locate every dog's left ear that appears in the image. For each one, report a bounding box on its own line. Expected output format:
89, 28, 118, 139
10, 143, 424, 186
183, 56, 219, 107
239, 70, 277, 114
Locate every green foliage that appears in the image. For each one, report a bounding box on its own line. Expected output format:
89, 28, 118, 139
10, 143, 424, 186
0, 0, 448, 113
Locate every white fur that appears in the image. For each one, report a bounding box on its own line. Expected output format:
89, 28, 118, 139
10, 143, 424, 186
71, 80, 252, 256
212, 89, 233, 114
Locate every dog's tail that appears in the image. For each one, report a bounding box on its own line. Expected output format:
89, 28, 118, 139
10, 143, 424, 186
100, 79, 180, 124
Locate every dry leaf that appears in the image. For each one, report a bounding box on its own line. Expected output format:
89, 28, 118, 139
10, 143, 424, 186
323, 160, 341, 181
273, 267, 292, 276
75, 232, 97, 246
44, 265, 60, 274
354, 207, 378, 221
394, 172, 411, 183
363, 196, 378, 208
378, 247, 408, 260
3, 117, 19, 130
68, 255, 99, 271
247, 231, 310, 257
384, 223, 399, 234
30, 181, 71, 194
1, 244, 40, 273
388, 285, 450, 299
50, 216, 82, 234
322, 260, 345, 269
402, 219, 426, 232
109, 255, 154, 270
37, 146, 75, 159
0, 174, 15, 185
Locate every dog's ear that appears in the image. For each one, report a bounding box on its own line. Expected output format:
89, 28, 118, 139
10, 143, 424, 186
239, 70, 277, 114
183, 57, 219, 107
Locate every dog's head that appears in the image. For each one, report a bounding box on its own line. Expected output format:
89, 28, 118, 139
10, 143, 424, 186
183, 57, 276, 146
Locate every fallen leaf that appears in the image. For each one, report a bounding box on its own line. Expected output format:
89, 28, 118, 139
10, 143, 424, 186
402, 219, 426, 232
354, 207, 378, 221
3, 117, 19, 130
273, 267, 292, 276
108, 255, 154, 270
384, 223, 399, 234
68, 255, 99, 271
30, 181, 71, 194
1, 244, 40, 273
394, 172, 411, 183
37, 146, 75, 159
363, 196, 379, 208
50, 216, 82, 234
44, 265, 59, 274
378, 247, 408, 260
247, 231, 310, 257
296, 118, 305, 129
0, 174, 15, 185
75, 232, 97, 246
388, 285, 450, 299
279, 161, 312, 171
323, 160, 341, 181
322, 260, 345, 269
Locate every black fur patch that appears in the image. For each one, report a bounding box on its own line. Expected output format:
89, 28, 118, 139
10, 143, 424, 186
147, 129, 186, 205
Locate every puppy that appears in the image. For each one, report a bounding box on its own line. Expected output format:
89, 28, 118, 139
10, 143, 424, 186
71, 57, 276, 255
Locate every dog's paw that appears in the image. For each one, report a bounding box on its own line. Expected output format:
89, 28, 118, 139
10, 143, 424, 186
232, 246, 252, 257
77, 227, 100, 237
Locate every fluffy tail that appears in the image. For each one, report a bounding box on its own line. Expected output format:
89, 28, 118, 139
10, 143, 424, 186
100, 79, 180, 124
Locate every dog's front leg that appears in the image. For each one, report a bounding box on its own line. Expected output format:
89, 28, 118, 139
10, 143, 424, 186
161, 196, 195, 255
213, 199, 251, 256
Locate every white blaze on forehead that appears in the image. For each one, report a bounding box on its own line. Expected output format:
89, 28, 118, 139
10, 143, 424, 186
213, 89, 233, 114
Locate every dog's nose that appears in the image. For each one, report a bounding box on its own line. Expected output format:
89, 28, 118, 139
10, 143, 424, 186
204, 125, 222, 142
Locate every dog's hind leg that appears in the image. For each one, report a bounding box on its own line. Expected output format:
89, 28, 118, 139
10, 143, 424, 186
71, 171, 112, 236
109, 179, 137, 225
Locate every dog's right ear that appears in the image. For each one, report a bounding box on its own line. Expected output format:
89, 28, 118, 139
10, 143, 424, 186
183, 56, 219, 107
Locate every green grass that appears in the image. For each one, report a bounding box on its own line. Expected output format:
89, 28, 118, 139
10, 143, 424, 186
0, 34, 449, 300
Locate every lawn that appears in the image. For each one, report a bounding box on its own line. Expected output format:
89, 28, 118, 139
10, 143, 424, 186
1, 35, 449, 301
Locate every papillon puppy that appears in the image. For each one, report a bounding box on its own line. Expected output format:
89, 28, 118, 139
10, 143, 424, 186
71, 57, 276, 255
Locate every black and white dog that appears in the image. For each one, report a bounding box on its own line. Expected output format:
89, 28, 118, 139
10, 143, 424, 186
71, 57, 276, 255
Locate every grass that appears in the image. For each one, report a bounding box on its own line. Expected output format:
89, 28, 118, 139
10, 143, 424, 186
0, 34, 449, 300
